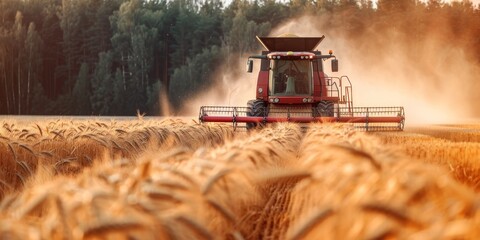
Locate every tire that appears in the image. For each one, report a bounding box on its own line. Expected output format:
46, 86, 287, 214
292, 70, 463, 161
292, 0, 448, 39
246, 99, 267, 130
316, 101, 334, 117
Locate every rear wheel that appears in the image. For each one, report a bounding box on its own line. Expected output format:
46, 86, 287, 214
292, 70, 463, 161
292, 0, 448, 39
316, 101, 334, 117
246, 99, 267, 130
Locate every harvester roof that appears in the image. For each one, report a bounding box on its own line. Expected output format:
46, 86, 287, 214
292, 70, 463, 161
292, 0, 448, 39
257, 35, 325, 52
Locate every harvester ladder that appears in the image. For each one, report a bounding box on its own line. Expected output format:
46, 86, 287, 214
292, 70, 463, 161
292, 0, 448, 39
344, 86, 353, 116
339, 76, 353, 117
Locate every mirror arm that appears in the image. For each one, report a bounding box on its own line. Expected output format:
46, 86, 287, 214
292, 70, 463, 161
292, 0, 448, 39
247, 55, 267, 73
314, 55, 336, 60
248, 55, 267, 60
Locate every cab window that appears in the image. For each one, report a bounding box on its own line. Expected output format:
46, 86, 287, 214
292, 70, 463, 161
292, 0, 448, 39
269, 60, 312, 96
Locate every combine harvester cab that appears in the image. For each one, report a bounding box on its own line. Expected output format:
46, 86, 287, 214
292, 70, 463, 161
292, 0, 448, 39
199, 35, 405, 131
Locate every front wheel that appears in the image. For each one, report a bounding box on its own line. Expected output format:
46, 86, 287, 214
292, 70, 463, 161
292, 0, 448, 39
246, 99, 267, 130
315, 101, 334, 117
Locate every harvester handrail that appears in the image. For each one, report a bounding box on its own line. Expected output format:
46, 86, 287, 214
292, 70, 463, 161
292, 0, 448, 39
340, 76, 353, 109
329, 81, 339, 98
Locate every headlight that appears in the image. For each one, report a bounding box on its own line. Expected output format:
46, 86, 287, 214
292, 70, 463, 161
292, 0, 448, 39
258, 88, 263, 93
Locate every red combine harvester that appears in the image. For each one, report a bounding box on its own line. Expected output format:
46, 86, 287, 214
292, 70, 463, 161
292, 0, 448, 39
199, 35, 405, 131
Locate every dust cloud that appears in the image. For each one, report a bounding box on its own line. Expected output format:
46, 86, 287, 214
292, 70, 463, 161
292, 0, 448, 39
271, 15, 480, 125
178, 55, 257, 116
180, 14, 480, 126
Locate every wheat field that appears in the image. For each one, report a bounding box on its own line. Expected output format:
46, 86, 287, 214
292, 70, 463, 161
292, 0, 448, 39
0, 118, 479, 239
375, 125, 480, 191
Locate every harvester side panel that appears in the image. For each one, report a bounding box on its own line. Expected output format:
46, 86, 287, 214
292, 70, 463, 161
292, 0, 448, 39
312, 67, 323, 99
256, 71, 269, 100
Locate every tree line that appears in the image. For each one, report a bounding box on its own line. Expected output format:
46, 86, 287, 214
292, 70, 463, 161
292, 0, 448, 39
0, 0, 478, 115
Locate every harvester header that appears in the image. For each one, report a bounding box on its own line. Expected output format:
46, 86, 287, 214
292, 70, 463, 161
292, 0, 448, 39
199, 35, 405, 131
